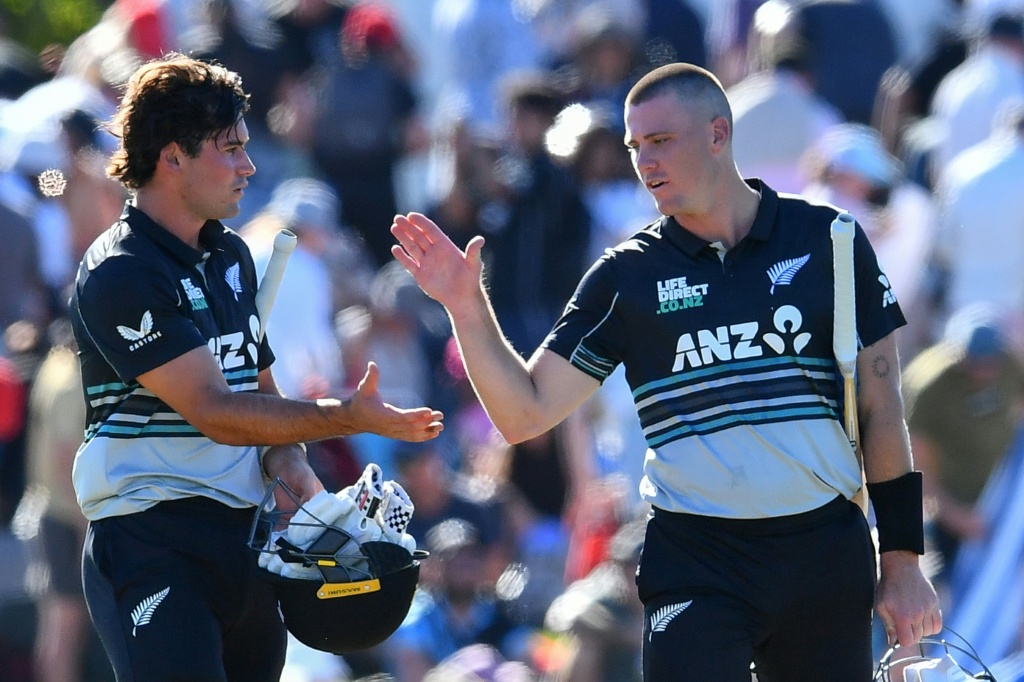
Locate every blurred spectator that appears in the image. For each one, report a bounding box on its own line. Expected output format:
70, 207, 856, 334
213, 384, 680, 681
873, 33, 971, 190
1, 321, 47, 526
431, 0, 543, 138
559, 11, 645, 132
333, 262, 448, 475
490, 423, 579, 628
0, 346, 29, 515
193, 0, 316, 227
477, 71, 591, 354
0, 38, 47, 101
525, 0, 645, 69
706, 0, 772, 87
272, 0, 350, 70
365, 261, 446, 410
555, 104, 658, 263
639, 0, 708, 70
423, 643, 535, 682
902, 304, 1024, 601
544, 516, 646, 682
387, 518, 532, 682
933, 99, 1024, 350
242, 177, 345, 401
111, 0, 173, 59
0, 199, 47, 337
0, 118, 74, 307
782, 0, 899, 125
307, 1, 426, 268
0, 73, 119, 327
875, 0, 960, 69
728, 34, 843, 193
561, 473, 635, 585
433, 336, 498, 467
21, 319, 112, 682
392, 440, 511, 577
801, 123, 938, 356
60, 109, 128, 269
421, 116, 498, 249
0, 505, 31, 682
929, 10, 1024, 179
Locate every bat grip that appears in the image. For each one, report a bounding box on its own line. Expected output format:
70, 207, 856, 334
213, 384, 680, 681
843, 376, 859, 452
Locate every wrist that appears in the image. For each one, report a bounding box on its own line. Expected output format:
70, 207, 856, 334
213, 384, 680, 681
317, 396, 357, 437
868, 471, 926, 554
447, 286, 492, 327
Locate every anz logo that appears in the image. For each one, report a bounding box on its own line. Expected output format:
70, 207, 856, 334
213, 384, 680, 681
671, 305, 811, 371
208, 332, 247, 370
208, 316, 263, 372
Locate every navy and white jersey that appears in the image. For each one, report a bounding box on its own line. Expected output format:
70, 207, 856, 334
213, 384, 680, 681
69, 204, 275, 521
543, 181, 905, 519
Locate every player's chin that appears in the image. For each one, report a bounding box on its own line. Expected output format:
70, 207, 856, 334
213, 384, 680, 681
220, 201, 243, 219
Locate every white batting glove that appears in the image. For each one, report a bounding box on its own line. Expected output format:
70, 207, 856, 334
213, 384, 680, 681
376, 480, 415, 543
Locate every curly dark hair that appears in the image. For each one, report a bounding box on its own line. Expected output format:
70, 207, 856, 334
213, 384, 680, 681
105, 53, 250, 190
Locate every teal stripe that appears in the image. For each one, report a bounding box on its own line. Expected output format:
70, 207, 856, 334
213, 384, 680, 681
572, 350, 614, 378
96, 423, 202, 436
647, 405, 834, 447
633, 355, 834, 398
86, 381, 130, 396
224, 367, 258, 382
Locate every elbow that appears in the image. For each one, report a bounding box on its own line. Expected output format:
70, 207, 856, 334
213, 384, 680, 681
190, 419, 247, 445
178, 405, 249, 446
493, 412, 554, 445
498, 428, 532, 446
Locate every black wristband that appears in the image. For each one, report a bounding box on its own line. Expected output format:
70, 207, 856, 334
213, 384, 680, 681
867, 471, 925, 554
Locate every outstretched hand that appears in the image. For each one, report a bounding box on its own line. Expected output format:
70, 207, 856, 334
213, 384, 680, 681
391, 212, 485, 311
346, 361, 444, 441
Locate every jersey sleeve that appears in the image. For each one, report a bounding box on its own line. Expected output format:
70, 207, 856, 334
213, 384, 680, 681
76, 255, 208, 383
541, 256, 625, 383
852, 220, 907, 349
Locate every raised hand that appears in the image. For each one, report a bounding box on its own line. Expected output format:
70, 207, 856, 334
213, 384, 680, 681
391, 212, 486, 311
346, 361, 444, 441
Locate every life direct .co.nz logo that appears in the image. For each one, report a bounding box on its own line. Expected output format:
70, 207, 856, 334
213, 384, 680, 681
656, 276, 709, 314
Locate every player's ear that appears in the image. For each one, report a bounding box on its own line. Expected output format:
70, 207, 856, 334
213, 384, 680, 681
161, 142, 183, 170
711, 116, 730, 149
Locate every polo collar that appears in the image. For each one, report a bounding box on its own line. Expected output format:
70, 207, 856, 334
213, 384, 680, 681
659, 179, 780, 256
122, 203, 228, 267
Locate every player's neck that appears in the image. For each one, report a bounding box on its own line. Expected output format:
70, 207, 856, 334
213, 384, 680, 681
674, 176, 760, 250
133, 188, 205, 250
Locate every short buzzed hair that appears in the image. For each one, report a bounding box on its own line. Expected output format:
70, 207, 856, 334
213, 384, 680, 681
626, 63, 733, 128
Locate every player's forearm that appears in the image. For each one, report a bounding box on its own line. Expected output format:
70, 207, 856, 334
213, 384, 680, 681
446, 290, 554, 443
857, 338, 915, 482
194, 393, 376, 445
859, 403, 914, 483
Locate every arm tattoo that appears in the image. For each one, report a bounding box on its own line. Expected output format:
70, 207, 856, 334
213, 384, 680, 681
871, 355, 891, 379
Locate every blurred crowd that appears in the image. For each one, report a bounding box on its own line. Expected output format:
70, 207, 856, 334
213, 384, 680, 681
1, 0, 1024, 680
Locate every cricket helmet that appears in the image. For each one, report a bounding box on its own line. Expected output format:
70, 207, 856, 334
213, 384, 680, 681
873, 629, 995, 681
248, 478, 426, 654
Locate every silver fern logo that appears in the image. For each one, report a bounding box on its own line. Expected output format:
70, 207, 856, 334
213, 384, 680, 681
225, 263, 242, 301
131, 587, 170, 636
767, 254, 810, 294
649, 600, 692, 641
